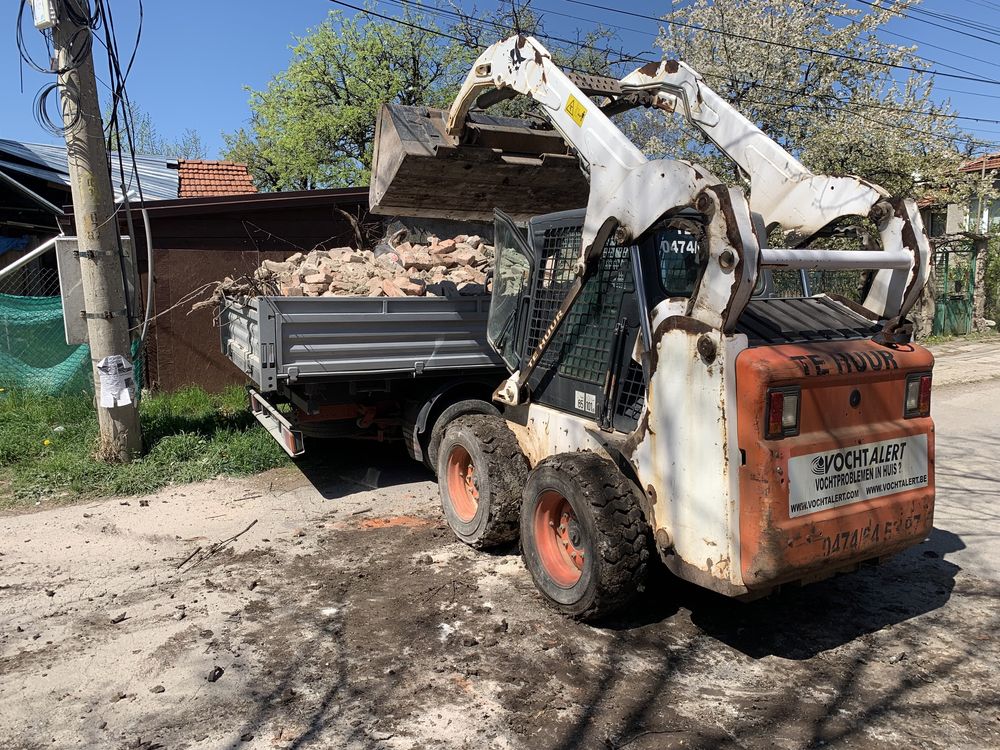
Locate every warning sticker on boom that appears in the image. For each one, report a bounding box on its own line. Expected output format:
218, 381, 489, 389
565, 95, 587, 127
788, 435, 929, 518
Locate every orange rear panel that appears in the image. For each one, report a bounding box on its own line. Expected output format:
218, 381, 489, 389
736, 341, 935, 591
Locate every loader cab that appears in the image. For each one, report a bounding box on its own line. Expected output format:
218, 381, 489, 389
489, 208, 714, 434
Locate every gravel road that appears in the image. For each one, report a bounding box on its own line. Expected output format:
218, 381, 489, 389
1, 342, 998, 750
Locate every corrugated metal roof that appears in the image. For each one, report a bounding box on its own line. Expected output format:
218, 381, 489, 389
0, 138, 179, 201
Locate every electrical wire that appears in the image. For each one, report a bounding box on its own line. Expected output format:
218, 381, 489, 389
531, 0, 1000, 77
17, 0, 97, 75
442, 0, 1000, 129
873, 26, 1000, 74
860, 0, 1000, 37
94, 0, 156, 344
334, 0, 1000, 150
19, 0, 105, 136
849, 0, 1000, 49
562, 0, 1000, 87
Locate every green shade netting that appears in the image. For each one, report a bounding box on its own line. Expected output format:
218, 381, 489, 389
0, 293, 92, 396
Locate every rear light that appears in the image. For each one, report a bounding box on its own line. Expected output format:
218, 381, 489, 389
904, 373, 932, 418
765, 386, 800, 439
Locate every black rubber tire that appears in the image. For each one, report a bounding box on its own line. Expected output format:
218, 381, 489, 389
426, 398, 501, 473
436, 415, 529, 549
520, 452, 651, 621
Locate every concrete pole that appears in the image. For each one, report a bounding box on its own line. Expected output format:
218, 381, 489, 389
53, 2, 142, 460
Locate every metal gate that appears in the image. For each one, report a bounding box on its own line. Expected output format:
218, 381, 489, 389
932, 245, 978, 336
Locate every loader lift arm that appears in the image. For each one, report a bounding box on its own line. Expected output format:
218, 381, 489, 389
383, 35, 931, 403
615, 60, 930, 326
443, 36, 759, 405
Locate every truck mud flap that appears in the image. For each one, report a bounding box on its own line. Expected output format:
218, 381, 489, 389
249, 389, 305, 458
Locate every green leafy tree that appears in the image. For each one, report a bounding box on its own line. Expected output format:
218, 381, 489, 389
629, 0, 987, 204
104, 100, 208, 159
223, 2, 623, 190
223, 7, 472, 191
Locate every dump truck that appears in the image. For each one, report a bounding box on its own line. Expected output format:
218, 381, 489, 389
219, 291, 508, 466
367, 36, 936, 619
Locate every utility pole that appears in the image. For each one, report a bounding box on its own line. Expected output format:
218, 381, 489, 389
52, 0, 143, 460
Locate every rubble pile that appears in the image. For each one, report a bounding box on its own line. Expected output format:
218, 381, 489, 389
254, 234, 494, 298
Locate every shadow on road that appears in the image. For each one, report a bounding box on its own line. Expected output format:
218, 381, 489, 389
542, 528, 986, 750
291, 437, 434, 500
600, 527, 962, 660
205, 517, 993, 750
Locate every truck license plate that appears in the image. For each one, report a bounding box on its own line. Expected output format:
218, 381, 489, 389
788, 435, 928, 518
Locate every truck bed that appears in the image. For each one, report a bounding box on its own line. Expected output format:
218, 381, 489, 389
219, 294, 504, 393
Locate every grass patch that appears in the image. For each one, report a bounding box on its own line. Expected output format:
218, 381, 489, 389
0, 386, 290, 508
921, 329, 999, 347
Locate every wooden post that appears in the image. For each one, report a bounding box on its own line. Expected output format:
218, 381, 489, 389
53, 1, 142, 460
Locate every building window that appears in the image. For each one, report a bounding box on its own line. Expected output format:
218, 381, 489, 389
926, 209, 947, 238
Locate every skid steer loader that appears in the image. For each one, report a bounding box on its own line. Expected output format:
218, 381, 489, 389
371, 36, 935, 620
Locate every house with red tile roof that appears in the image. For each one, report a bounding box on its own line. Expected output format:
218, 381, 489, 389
959, 153, 1000, 235
177, 160, 256, 198
918, 153, 999, 238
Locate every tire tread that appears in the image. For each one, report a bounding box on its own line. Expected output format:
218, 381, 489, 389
439, 415, 528, 549
525, 452, 650, 620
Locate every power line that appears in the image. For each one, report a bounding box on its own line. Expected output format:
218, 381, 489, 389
950, 0, 1000, 13
535, 0, 1000, 105
533, 0, 1000, 79
849, 0, 1000, 49
937, 84, 1000, 101
742, 98, 1000, 145
522, 0, 1000, 128
878, 0, 1000, 37
875, 26, 1000, 75
376, 0, 1000, 131
563, 0, 1000, 86
328, 0, 1000, 150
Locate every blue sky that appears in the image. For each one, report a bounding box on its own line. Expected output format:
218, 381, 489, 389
4, 0, 1000, 158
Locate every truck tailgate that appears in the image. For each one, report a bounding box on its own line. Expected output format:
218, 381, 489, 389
219, 295, 504, 392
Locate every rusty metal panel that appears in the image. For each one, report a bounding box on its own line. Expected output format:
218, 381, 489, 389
735, 340, 935, 589
627, 324, 749, 592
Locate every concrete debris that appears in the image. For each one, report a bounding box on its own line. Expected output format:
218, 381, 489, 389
251, 233, 495, 299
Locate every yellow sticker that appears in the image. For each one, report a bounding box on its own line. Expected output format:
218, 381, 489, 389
565, 95, 587, 127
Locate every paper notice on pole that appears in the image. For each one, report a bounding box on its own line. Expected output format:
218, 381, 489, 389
96, 355, 134, 408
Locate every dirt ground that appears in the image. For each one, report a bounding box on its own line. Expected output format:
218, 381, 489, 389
1, 436, 998, 750
3, 340, 1000, 750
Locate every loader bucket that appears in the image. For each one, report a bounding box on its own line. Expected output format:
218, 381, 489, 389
369, 104, 590, 222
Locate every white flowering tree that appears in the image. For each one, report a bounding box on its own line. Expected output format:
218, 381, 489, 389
629, 0, 991, 204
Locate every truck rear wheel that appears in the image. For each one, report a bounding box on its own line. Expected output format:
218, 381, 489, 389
520, 452, 650, 621
437, 415, 528, 549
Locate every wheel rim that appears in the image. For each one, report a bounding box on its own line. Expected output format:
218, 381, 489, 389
533, 490, 585, 587
446, 444, 479, 522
